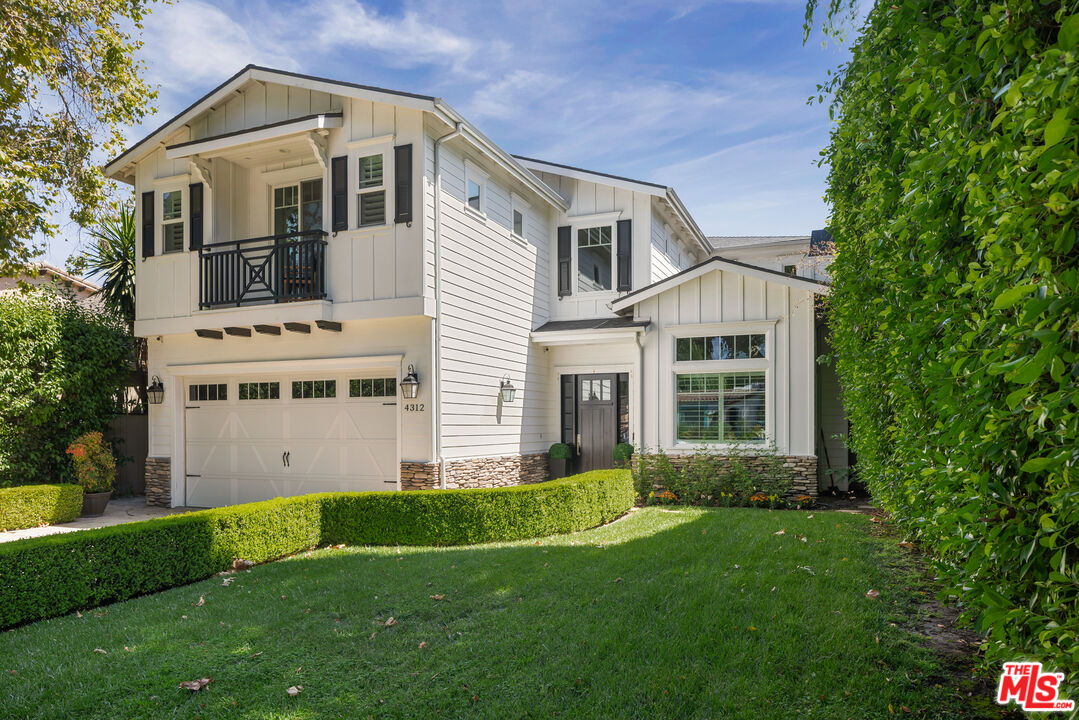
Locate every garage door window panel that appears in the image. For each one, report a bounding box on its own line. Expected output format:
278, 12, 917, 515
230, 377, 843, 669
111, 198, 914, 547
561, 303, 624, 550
292, 379, 336, 399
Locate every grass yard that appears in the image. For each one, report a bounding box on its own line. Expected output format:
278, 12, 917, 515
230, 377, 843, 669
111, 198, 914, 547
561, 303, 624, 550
0, 507, 1002, 719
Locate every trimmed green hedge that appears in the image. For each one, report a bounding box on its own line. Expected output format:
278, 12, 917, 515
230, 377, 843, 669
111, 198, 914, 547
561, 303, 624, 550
0, 470, 632, 628
0, 484, 83, 531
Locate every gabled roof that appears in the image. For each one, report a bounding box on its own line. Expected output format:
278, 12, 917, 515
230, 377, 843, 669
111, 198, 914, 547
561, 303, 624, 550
513, 155, 712, 256
611, 255, 829, 314
104, 65, 569, 211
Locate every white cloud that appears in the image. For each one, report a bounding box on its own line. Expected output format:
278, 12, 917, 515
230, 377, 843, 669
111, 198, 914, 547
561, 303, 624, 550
310, 0, 479, 70
140, 1, 298, 91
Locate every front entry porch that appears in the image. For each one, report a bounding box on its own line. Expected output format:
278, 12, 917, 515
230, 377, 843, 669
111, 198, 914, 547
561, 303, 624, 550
560, 372, 630, 473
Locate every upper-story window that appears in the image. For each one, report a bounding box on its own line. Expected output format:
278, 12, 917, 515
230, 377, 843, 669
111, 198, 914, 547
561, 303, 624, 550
273, 179, 323, 235
577, 225, 612, 292
357, 153, 386, 227
464, 161, 486, 215
511, 194, 527, 239
162, 190, 184, 253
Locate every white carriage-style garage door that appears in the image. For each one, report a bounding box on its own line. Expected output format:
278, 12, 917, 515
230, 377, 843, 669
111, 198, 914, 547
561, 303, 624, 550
184, 373, 398, 508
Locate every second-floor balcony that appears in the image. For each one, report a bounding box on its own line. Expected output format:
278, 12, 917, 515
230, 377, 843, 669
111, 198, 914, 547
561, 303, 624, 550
199, 230, 328, 309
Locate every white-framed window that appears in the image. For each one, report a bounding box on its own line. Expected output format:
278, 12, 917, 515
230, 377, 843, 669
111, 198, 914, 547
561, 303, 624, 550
161, 189, 184, 253
464, 161, 487, 216
511, 194, 528, 239
273, 178, 323, 235
356, 152, 386, 227
576, 225, 613, 293
671, 322, 775, 446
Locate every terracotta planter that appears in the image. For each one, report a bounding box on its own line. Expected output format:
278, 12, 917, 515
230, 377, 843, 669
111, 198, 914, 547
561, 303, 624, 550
549, 457, 569, 480
81, 490, 112, 517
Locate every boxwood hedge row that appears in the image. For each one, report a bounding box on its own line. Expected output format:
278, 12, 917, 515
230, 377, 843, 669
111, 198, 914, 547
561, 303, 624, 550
0, 469, 633, 629
0, 484, 83, 531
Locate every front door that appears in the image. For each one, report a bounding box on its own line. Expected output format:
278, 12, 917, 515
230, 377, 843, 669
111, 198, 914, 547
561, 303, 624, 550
577, 374, 617, 472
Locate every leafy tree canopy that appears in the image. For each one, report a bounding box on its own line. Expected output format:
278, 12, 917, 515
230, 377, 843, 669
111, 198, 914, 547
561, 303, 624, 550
0, 0, 158, 276
809, 0, 1079, 686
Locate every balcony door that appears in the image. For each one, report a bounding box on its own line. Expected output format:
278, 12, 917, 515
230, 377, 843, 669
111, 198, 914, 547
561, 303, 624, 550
273, 179, 323, 300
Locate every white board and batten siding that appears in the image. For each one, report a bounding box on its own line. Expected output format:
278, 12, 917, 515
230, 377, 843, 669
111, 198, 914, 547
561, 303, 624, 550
133, 82, 428, 331
428, 136, 555, 459
634, 268, 816, 456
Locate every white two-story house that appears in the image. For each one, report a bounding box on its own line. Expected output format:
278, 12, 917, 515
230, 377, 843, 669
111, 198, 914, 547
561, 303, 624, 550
105, 65, 831, 508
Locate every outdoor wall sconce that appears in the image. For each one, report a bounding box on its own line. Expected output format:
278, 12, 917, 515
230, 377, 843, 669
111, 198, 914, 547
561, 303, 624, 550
400, 364, 420, 399
147, 376, 165, 405
499, 376, 517, 403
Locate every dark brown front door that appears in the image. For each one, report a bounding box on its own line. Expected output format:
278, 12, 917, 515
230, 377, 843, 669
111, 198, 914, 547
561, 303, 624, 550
577, 374, 617, 472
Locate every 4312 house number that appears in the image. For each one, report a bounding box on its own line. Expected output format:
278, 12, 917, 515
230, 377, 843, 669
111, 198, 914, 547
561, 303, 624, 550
403, 403, 425, 412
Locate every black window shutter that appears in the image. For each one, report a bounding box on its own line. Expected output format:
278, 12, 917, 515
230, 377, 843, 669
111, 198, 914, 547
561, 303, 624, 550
331, 155, 348, 231
557, 225, 571, 297
616, 219, 632, 291
560, 375, 576, 450
141, 191, 155, 258
393, 143, 413, 224
188, 182, 203, 250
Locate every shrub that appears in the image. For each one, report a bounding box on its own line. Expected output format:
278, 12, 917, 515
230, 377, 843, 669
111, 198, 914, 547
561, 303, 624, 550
548, 442, 572, 460
0, 287, 132, 487
632, 448, 796, 508
66, 431, 115, 493
0, 484, 83, 531
613, 443, 634, 465
811, 0, 1079, 685
0, 469, 633, 628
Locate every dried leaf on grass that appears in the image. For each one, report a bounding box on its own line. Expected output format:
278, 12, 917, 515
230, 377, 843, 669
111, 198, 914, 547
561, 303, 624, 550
382, 617, 397, 627
92, 648, 107, 655
430, 595, 445, 601
866, 589, 880, 599
287, 685, 303, 697
179, 678, 211, 691
194, 596, 204, 607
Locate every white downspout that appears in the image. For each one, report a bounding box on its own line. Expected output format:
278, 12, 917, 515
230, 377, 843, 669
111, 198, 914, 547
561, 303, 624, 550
432, 121, 463, 490
635, 327, 646, 451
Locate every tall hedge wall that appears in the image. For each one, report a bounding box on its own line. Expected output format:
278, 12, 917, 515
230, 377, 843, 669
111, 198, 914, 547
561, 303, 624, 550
0, 470, 633, 629
816, 0, 1079, 684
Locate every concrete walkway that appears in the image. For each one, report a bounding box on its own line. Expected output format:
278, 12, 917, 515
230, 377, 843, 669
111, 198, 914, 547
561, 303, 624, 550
0, 497, 192, 543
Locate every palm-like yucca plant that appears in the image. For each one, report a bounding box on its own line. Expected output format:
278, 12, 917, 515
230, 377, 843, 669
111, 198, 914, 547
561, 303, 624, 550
83, 204, 136, 327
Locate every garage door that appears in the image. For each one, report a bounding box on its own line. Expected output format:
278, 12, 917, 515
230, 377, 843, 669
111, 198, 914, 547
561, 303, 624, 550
184, 373, 398, 507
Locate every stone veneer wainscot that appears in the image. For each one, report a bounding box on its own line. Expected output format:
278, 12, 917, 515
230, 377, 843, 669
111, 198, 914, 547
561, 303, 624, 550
144, 457, 171, 507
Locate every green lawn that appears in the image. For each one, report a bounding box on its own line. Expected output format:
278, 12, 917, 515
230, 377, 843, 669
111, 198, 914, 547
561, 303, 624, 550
0, 507, 1000, 719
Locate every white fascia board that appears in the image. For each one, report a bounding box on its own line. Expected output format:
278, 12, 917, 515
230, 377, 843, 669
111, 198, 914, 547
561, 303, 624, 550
529, 327, 645, 346
433, 103, 570, 212
247, 67, 434, 112
610, 258, 829, 313
104, 68, 256, 178
664, 188, 712, 255
165, 114, 343, 160
514, 157, 667, 197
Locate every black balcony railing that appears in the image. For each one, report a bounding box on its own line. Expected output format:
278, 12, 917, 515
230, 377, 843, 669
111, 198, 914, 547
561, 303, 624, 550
198, 230, 328, 309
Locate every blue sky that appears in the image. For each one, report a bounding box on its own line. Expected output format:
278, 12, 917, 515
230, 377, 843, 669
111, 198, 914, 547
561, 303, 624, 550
47, 0, 854, 266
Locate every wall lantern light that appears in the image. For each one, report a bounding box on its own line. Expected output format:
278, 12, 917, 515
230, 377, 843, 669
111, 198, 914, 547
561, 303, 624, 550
499, 376, 517, 403
147, 375, 165, 405
400, 364, 420, 399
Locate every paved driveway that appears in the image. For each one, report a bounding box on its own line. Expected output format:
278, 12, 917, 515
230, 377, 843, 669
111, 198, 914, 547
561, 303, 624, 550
0, 497, 192, 544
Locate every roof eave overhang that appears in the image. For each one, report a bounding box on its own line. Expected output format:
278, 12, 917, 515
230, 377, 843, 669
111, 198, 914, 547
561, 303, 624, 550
529, 326, 647, 346
432, 103, 569, 212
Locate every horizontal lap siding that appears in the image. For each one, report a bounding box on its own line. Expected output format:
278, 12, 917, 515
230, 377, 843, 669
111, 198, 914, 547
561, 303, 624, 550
436, 143, 552, 458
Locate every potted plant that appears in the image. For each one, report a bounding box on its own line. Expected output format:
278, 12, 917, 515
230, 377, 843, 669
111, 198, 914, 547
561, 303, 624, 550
613, 442, 635, 468
548, 442, 572, 479
66, 431, 116, 517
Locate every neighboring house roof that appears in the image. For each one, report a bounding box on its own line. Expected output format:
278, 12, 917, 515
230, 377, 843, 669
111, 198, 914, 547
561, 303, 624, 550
809, 228, 834, 256
611, 255, 829, 314
104, 65, 569, 212
708, 235, 811, 251
513, 155, 713, 256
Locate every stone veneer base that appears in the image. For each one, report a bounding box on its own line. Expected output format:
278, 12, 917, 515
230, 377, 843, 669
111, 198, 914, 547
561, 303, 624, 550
400, 453, 549, 491
635, 454, 818, 498
144, 457, 171, 507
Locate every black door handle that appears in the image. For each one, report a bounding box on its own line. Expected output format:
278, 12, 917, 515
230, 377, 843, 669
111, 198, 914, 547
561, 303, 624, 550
282, 451, 287, 467
285, 451, 290, 467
